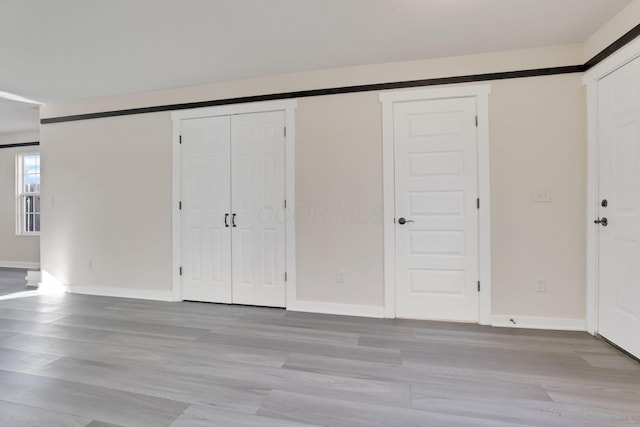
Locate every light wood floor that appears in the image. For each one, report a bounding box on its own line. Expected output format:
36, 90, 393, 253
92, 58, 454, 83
0, 271, 639, 426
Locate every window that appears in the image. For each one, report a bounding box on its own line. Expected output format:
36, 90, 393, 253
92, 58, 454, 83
16, 153, 40, 235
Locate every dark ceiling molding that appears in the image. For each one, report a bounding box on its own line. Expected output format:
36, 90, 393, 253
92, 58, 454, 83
40, 22, 640, 125
41, 65, 584, 125
584, 21, 640, 69
0, 141, 40, 149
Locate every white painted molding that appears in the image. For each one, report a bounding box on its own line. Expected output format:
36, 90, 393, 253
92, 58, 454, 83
379, 84, 492, 323
585, 81, 599, 336
25, 270, 41, 288
491, 315, 587, 332
171, 107, 182, 301
476, 92, 492, 326
65, 285, 179, 302
380, 94, 395, 319
171, 99, 298, 304
284, 104, 297, 309
288, 301, 384, 319
0, 261, 40, 269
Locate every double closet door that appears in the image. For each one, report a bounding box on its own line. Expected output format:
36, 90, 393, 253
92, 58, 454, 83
180, 111, 286, 307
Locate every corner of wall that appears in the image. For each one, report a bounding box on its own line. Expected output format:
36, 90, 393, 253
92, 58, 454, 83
583, 0, 640, 62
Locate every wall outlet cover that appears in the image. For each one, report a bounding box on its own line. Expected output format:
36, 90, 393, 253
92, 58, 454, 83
533, 190, 552, 203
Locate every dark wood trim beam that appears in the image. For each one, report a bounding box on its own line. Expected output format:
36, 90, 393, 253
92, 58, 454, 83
584, 22, 640, 70
39, 21, 640, 126
0, 141, 40, 149
40, 65, 584, 125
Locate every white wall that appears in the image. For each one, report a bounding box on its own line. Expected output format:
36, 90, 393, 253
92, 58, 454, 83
295, 92, 384, 306
0, 131, 40, 268
489, 75, 586, 319
36, 2, 640, 326
40, 43, 590, 320
40, 115, 172, 294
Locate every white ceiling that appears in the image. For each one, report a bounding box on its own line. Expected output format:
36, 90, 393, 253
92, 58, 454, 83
0, 0, 632, 134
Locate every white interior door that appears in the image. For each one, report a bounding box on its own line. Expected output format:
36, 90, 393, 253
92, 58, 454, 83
394, 97, 479, 321
231, 111, 286, 307
180, 116, 232, 303
597, 56, 640, 358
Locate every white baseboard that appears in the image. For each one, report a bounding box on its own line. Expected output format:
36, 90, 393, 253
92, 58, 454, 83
287, 300, 384, 318
65, 285, 179, 302
25, 270, 41, 288
491, 315, 586, 331
0, 261, 40, 269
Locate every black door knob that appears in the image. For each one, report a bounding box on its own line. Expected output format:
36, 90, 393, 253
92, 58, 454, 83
594, 217, 608, 227
398, 217, 414, 225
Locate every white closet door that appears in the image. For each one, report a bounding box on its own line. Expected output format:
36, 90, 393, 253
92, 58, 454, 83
181, 116, 232, 303
597, 56, 640, 358
231, 111, 286, 307
394, 97, 479, 321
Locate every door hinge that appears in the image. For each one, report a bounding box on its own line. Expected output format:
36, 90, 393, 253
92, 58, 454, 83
477, 198, 480, 209
179, 135, 182, 144
477, 281, 481, 292
284, 199, 287, 208
179, 267, 183, 276
475, 116, 478, 127
284, 127, 287, 137
284, 272, 288, 281
179, 201, 182, 210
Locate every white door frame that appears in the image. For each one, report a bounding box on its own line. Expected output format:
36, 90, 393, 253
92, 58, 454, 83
379, 85, 492, 324
170, 99, 297, 305
583, 36, 640, 335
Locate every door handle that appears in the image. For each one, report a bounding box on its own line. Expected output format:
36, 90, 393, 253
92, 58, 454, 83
232, 213, 237, 227
224, 213, 229, 228
594, 217, 608, 227
397, 217, 414, 225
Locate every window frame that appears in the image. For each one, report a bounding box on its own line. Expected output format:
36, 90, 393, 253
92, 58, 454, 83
16, 152, 41, 236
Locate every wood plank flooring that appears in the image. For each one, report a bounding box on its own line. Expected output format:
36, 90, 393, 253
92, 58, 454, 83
0, 273, 639, 425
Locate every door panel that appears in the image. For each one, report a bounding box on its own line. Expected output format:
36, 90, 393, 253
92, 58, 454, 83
394, 98, 479, 321
180, 116, 232, 303
231, 111, 286, 307
598, 56, 640, 358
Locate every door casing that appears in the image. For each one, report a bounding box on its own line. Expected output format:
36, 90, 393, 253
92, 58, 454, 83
171, 100, 297, 305
583, 36, 640, 335
380, 85, 492, 324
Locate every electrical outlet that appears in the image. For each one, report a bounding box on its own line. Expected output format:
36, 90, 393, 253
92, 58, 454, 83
535, 277, 545, 292
336, 269, 345, 283
533, 190, 551, 203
